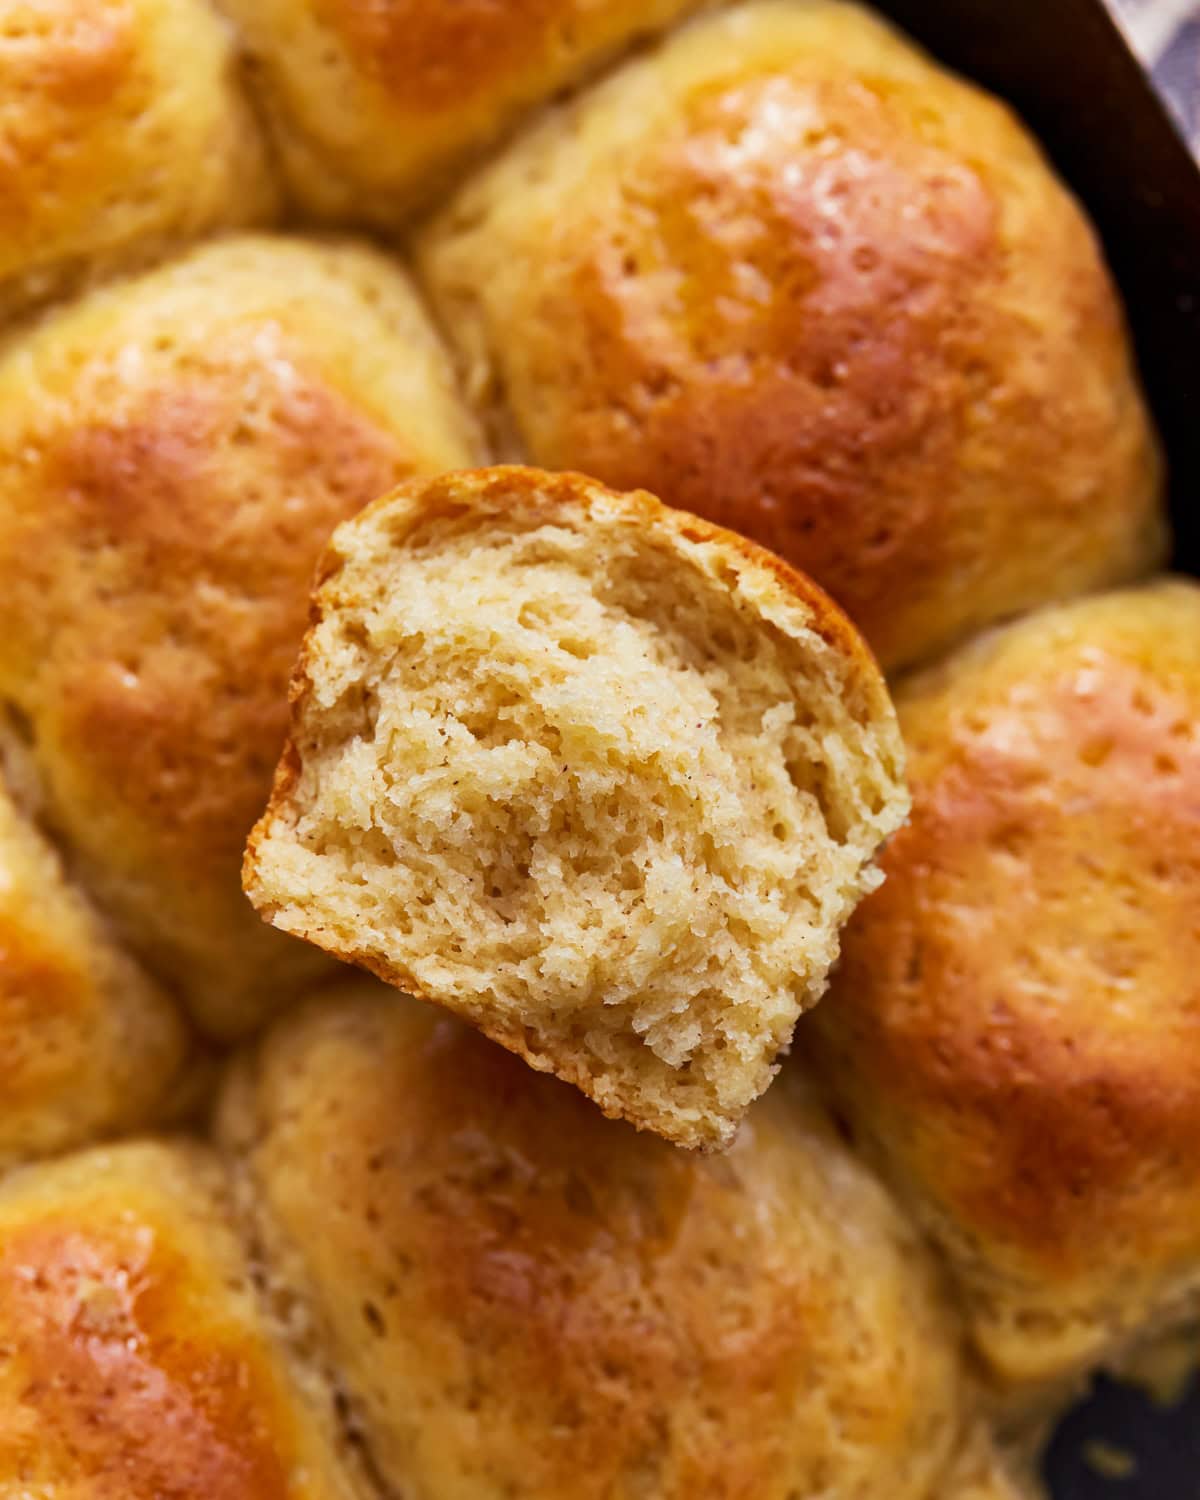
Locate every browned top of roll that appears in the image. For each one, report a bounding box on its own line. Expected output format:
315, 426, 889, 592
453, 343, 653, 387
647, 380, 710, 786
0, 235, 479, 1036
0, 1142, 361, 1498
218, 983, 974, 1500
809, 580, 1200, 1387
419, 0, 1165, 672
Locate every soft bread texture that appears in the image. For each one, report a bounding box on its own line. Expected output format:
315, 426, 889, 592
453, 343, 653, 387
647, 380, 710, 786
0, 762, 197, 1169
0, 235, 481, 1037
0, 1141, 366, 1499
0, 0, 277, 326
214, 0, 710, 224
806, 581, 1200, 1389
243, 466, 907, 1148
418, 0, 1165, 672
217, 983, 976, 1500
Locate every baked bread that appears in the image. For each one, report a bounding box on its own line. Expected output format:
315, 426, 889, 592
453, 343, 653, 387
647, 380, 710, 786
0, 234, 480, 1038
418, 0, 1165, 672
243, 466, 907, 1148
0, 760, 196, 1169
806, 581, 1200, 1389
0, 0, 1188, 1482
213, 0, 710, 224
217, 982, 976, 1500
0, 0, 277, 326
0, 1141, 365, 1497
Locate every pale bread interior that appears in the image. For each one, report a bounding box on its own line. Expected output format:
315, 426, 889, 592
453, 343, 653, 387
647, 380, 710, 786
246, 473, 907, 1147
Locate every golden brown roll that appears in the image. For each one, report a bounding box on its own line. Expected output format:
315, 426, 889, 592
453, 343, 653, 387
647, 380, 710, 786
418, 0, 1165, 672
242, 466, 908, 1149
218, 982, 978, 1500
806, 580, 1200, 1389
0, 0, 277, 326
0, 1141, 365, 1498
0, 759, 196, 1168
214, 0, 710, 224
0, 235, 481, 1037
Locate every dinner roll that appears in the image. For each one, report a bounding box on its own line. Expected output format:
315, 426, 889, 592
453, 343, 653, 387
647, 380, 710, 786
217, 983, 975, 1500
806, 581, 1200, 1388
0, 0, 277, 326
0, 236, 481, 1038
243, 466, 907, 1148
0, 1141, 364, 1498
419, 0, 1165, 672
214, 0, 709, 224
0, 760, 196, 1168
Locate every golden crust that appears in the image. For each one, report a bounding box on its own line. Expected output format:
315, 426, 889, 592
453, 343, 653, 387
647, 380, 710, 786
217, 984, 974, 1500
0, 236, 481, 1036
0, 760, 198, 1167
215, 0, 710, 222
807, 580, 1200, 1387
0, 1141, 364, 1499
418, 0, 1165, 672
0, 0, 278, 325
319, 0, 692, 114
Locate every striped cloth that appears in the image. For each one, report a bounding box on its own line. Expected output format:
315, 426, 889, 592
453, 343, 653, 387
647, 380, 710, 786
1109, 0, 1200, 145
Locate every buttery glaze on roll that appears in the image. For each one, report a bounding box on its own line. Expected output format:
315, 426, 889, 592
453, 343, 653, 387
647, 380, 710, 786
214, 0, 711, 223
0, 763, 196, 1169
0, 0, 278, 325
218, 983, 981, 1500
419, 0, 1165, 672
0, 235, 480, 1037
0, 1141, 366, 1498
808, 581, 1200, 1389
